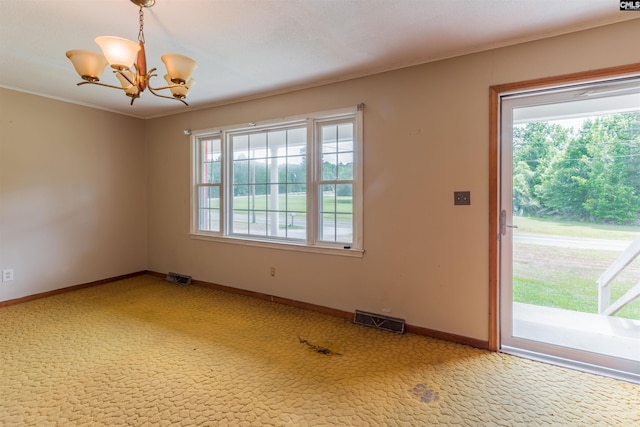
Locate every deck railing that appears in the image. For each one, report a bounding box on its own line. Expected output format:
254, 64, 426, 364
597, 235, 640, 316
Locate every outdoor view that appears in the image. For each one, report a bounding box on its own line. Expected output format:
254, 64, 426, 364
197, 122, 355, 244
512, 111, 640, 321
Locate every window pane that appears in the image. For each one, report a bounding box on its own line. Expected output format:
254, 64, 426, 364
287, 139, 305, 156
268, 129, 286, 150
287, 127, 306, 146
320, 212, 353, 243
232, 208, 249, 234
336, 213, 353, 243
336, 184, 353, 210
321, 185, 336, 213
319, 183, 353, 243
232, 135, 248, 160
286, 155, 305, 183
249, 132, 267, 155
337, 152, 353, 180
253, 183, 267, 200
243, 185, 264, 219
200, 138, 221, 184
233, 160, 249, 185
321, 213, 337, 242
338, 123, 353, 151
279, 211, 305, 240
250, 159, 267, 183
278, 212, 289, 237
322, 125, 338, 153
278, 182, 287, 195
287, 184, 306, 213
288, 211, 307, 239
198, 186, 220, 232
251, 210, 268, 236
229, 126, 308, 241
322, 154, 338, 180
267, 183, 280, 210
233, 188, 249, 206
287, 132, 307, 184
212, 162, 222, 183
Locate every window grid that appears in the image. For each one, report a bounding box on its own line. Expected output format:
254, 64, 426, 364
196, 137, 222, 233
229, 126, 307, 240
317, 120, 355, 245
191, 107, 362, 251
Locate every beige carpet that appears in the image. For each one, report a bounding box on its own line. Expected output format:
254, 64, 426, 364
0, 275, 638, 426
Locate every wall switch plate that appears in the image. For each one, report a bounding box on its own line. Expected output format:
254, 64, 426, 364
454, 191, 471, 205
2, 269, 14, 282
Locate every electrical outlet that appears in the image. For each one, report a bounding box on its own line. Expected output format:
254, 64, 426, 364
454, 191, 471, 205
2, 269, 14, 282
270, 267, 276, 277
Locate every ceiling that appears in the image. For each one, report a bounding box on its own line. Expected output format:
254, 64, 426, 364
1, 0, 637, 119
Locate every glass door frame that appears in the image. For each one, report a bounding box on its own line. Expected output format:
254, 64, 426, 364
488, 63, 640, 378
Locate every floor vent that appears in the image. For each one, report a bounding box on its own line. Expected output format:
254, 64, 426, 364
353, 310, 405, 334
165, 272, 192, 285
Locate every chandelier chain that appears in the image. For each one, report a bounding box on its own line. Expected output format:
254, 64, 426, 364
138, 6, 145, 44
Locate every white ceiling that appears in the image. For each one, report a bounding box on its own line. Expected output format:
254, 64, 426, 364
1, 0, 637, 119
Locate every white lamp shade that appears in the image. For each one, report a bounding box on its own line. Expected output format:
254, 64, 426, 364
116, 70, 140, 96
65, 50, 108, 81
164, 74, 194, 97
95, 36, 140, 70
161, 54, 197, 84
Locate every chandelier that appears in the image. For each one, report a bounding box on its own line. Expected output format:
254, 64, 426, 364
65, 0, 196, 106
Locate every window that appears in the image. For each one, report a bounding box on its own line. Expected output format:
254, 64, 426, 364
191, 106, 363, 255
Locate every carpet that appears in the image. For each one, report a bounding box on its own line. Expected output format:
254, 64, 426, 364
0, 274, 638, 426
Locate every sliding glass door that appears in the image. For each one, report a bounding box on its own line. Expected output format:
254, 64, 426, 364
499, 78, 640, 382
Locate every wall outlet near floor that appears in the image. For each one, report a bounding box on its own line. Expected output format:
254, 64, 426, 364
2, 269, 14, 282
270, 267, 276, 277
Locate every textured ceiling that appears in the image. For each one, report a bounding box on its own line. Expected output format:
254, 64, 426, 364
0, 0, 637, 119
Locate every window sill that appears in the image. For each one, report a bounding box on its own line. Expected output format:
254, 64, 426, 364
188, 233, 365, 258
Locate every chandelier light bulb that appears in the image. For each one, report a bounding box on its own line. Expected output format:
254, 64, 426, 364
116, 70, 140, 98
164, 74, 195, 98
65, 50, 109, 82
162, 54, 197, 84
95, 36, 141, 70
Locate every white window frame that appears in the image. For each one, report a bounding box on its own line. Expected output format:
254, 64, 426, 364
190, 106, 364, 257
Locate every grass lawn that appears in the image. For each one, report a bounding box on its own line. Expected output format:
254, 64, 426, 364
514, 215, 639, 240
513, 216, 640, 320
227, 192, 353, 213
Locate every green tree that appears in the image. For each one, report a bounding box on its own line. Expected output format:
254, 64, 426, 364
536, 133, 591, 218
580, 114, 640, 223
536, 112, 640, 224
513, 161, 538, 214
513, 122, 569, 187
513, 122, 569, 215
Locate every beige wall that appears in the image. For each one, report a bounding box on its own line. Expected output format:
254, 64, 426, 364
0, 89, 147, 301
146, 20, 640, 341
1, 20, 638, 341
